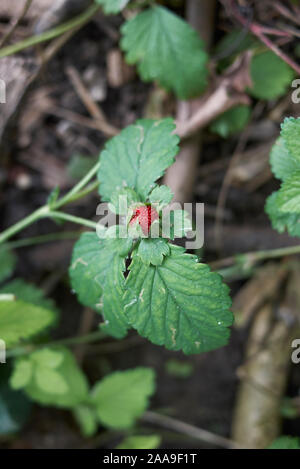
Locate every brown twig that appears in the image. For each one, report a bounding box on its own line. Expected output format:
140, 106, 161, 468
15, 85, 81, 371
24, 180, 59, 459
175, 81, 249, 139
223, 0, 300, 75
65, 65, 120, 137
175, 52, 252, 140
254, 24, 292, 38
47, 106, 119, 137
65, 65, 120, 136
271, 1, 300, 27
66, 65, 105, 122
143, 411, 243, 449
0, 0, 33, 49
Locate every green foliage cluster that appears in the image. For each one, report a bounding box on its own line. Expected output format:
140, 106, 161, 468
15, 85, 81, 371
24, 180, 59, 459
70, 118, 233, 355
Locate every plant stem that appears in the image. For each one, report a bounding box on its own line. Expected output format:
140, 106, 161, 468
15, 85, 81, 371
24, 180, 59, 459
225, 0, 300, 75
55, 162, 101, 209
211, 243, 300, 272
58, 180, 100, 206
6, 231, 80, 249
241, 244, 300, 262
0, 160, 101, 244
143, 411, 242, 449
49, 211, 97, 229
6, 329, 107, 359
0, 4, 100, 59
0, 206, 50, 244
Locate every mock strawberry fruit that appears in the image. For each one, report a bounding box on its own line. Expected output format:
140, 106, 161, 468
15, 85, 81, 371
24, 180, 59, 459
129, 205, 159, 235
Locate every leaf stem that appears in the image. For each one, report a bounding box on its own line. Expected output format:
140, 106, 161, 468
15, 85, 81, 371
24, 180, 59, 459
0, 4, 100, 59
55, 161, 101, 209
49, 211, 98, 229
0, 161, 101, 244
0, 206, 50, 244
57, 180, 100, 207
6, 329, 107, 359
6, 231, 81, 249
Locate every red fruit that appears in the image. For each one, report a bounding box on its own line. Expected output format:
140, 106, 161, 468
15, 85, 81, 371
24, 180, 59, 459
129, 205, 159, 235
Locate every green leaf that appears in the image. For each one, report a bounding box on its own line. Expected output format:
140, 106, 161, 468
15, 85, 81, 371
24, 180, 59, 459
121, 6, 208, 99
104, 226, 133, 256
90, 368, 155, 429
35, 368, 69, 395
0, 246, 16, 284
101, 254, 129, 338
249, 51, 294, 100
165, 359, 194, 379
98, 118, 179, 202
281, 117, 300, 163
0, 278, 59, 315
70, 232, 122, 310
280, 398, 299, 419
10, 359, 33, 390
30, 348, 64, 368
270, 137, 299, 181
137, 238, 170, 266
95, 0, 130, 14
265, 192, 300, 238
268, 436, 300, 449
210, 105, 251, 138
70, 232, 130, 338
0, 300, 55, 347
109, 187, 140, 215
214, 30, 257, 66
22, 347, 89, 408
117, 434, 161, 449
0, 365, 32, 435
124, 244, 233, 355
277, 171, 300, 213
73, 404, 98, 437
149, 185, 173, 208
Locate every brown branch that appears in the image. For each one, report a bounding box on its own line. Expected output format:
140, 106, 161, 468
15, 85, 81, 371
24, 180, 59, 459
175, 52, 252, 140
271, 1, 300, 27
232, 266, 300, 448
65, 65, 120, 136
251, 23, 300, 75
47, 106, 119, 137
143, 411, 243, 449
224, 0, 300, 75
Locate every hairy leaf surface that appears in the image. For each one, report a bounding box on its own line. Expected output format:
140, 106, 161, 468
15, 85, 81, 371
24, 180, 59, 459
121, 6, 208, 99
124, 245, 233, 354
98, 118, 179, 202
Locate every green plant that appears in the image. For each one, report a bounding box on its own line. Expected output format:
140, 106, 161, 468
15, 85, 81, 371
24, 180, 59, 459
1, 0, 299, 448
10, 347, 156, 438
69, 118, 233, 354
268, 436, 300, 450
266, 117, 300, 238
210, 105, 251, 138
0, 117, 233, 440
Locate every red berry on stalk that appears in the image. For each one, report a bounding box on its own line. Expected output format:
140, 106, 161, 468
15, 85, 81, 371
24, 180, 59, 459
129, 205, 159, 235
